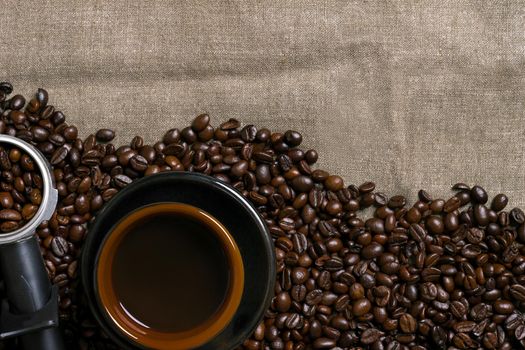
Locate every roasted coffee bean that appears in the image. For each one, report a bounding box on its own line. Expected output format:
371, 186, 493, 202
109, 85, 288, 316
21, 204, 38, 220
352, 298, 371, 316
191, 113, 210, 132
466, 227, 484, 244
275, 292, 292, 312
361, 328, 383, 345
231, 160, 249, 177
452, 333, 477, 349
405, 207, 421, 223
426, 215, 444, 234
510, 284, 525, 301
0, 209, 21, 221
219, 118, 240, 130
162, 128, 180, 145
510, 207, 525, 225
0, 221, 18, 232
418, 189, 432, 202
290, 176, 313, 192
471, 185, 488, 204
374, 192, 387, 206
290, 267, 308, 286
388, 195, 406, 208
453, 182, 470, 191
324, 175, 344, 191
292, 233, 307, 254
431, 325, 447, 347
95, 128, 115, 142
409, 223, 426, 242
31, 126, 50, 142
470, 303, 490, 321
491, 193, 509, 212
474, 204, 489, 226
312, 338, 335, 349
51, 146, 69, 165
10, 95, 25, 110
0, 192, 13, 209
444, 196, 461, 213
291, 285, 307, 302
450, 301, 468, 319
51, 236, 69, 257
454, 321, 476, 333
63, 126, 78, 141
0, 82, 13, 95
494, 300, 514, 314
361, 242, 384, 259
129, 155, 148, 172
515, 325, 525, 341
113, 174, 132, 188
359, 181, 375, 193
399, 313, 416, 333
334, 294, 350, 312
348, 283, 365, 300
305, 290, 323, 305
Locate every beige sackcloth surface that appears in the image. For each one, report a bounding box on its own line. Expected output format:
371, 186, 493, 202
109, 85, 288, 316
0, 1, 524, 208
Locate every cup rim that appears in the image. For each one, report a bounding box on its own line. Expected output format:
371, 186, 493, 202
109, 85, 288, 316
95, 202, 244, 350
81, 172, 276, 350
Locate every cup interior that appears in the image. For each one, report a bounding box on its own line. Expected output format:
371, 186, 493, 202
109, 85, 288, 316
95, 202, 244, 350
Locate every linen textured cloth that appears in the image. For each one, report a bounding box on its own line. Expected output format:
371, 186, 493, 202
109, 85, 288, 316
0, 0, 524, 207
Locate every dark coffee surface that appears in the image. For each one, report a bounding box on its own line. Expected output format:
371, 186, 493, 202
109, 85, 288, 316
111, 213, 230, 333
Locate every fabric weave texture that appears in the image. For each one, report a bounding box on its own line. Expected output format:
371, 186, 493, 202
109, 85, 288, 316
0, 0, 523, 207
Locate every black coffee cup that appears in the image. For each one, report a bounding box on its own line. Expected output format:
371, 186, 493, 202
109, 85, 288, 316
80, 172, 276, 350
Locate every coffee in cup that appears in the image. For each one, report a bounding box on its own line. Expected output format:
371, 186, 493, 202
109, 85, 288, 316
96, 203, 244, 350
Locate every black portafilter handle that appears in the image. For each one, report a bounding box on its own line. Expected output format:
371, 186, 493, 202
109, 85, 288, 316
0, 235, 65, 350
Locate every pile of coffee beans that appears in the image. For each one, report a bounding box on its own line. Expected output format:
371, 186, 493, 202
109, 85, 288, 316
0, 144, 42, 233
0, 82, 525, 349
249, 183, 525, 350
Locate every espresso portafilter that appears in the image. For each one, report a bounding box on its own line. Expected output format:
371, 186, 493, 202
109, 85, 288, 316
0, 135, 64, 350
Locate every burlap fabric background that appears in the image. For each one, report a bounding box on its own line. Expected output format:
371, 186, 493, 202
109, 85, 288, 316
1, 1, 524, 208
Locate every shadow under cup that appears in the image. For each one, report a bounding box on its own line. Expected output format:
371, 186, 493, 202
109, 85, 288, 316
95, 203, 244, 350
